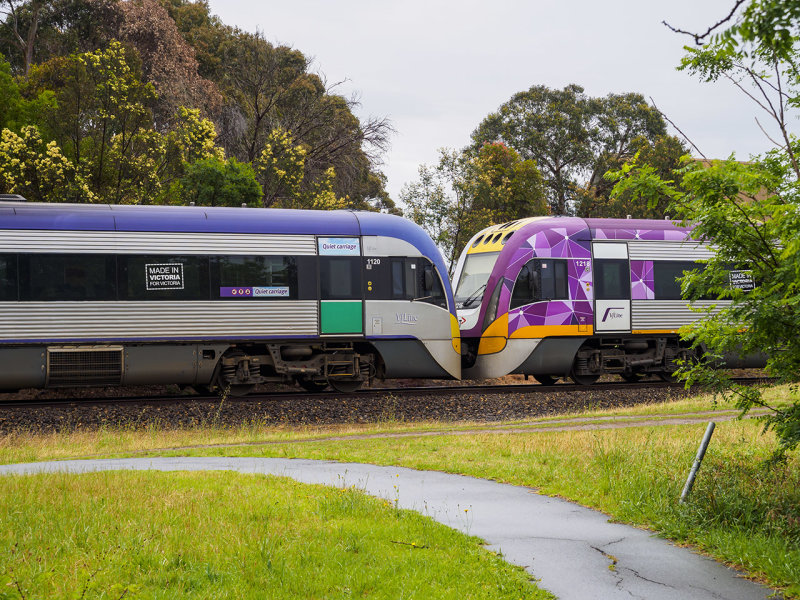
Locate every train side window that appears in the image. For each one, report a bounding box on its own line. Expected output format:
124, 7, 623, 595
653, 261, 704, 300
391, 260, 405, 298
404, 260, 417, 299
320, 256, 361, 299
0, 254, 17, 301
510, 259, 569, 309
210, 256, 297, 300
594, 259, 630, 300
418, 260, 447, 308
118, 255, 209, 301
19, 254, 116, 301
510, 262, 535, 309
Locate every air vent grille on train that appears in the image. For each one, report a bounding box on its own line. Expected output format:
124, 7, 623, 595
46, 346, 124, 387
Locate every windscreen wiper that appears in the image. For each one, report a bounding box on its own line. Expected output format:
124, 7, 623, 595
461, 283, 487, 308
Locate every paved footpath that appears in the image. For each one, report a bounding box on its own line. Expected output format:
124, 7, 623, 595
1, 457, 777, 600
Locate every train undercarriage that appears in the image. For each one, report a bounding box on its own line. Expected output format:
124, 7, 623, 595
566, 335, 695, 385
214, 342, 377, 395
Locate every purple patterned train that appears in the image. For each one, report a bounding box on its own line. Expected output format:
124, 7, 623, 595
451, 216, 759, 384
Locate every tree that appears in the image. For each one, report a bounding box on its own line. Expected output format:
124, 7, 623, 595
116, 0, 220, 127
472, 85, 668, 216
0, 52, 54, 129
611, 0, 800, 455
216, 29, 393, 210
401, 149, 473, 272
0, 124, 93, 201
0, 0, 121, 75
471, 141, 548, 222
0, 0, 45, 75
402, 145, 547, 274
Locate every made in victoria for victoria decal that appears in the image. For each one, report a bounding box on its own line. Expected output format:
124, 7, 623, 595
146, 264, 184, 290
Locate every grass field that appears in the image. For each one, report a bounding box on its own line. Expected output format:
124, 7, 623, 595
1, 385, 798, 598
0, 470, 549, 599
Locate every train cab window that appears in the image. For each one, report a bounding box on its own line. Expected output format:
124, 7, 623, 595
19, 254, 116, 301
0, 254, 17, 301
510, 258, 568, 309
210, 256, 297, 300
594, 259, 630, 300
118, 255, 209, 301
320, 256, 361, 299
653, 261, 704, 300
455, 252, 499, 306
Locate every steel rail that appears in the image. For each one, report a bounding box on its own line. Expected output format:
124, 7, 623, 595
0, 377, 772, 410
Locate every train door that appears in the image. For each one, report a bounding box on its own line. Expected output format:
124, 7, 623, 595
592, 242, 631, 333
317, 237, 363, 335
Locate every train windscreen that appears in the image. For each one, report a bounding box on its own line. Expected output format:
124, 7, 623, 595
454, 252, 499, 307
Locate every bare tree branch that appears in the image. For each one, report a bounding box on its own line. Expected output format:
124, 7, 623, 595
755, 117, 784, 147
662, 0, 747, 45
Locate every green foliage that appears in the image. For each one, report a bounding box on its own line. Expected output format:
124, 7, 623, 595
0, 124, 93, 201
579, 135, 688, 218
471, 141, 548, 220
402, 145, 547, 272
25, 40, 159, 202
179, 157, 261, 207
0, 53, 54, 131
255, 126, 308, 206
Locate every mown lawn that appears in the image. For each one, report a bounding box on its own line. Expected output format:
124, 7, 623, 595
0, 470, 548, 599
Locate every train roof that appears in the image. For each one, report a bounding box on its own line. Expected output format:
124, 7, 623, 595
0, 201, 439, 246
0, 201, 364, 234
465, 216, 692, 255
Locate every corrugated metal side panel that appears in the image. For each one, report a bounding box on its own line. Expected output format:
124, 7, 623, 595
631, 300, 730, 330
0, 301, 319, 340
0, 231, 317, 255
627, 241, 713, 260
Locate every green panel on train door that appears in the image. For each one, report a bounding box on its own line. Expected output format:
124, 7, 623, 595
320, 300, 363, 334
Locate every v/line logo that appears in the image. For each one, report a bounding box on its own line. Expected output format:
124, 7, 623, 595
602, 307, 625, 322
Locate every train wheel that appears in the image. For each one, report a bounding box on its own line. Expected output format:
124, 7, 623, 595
297, 377, 329, 392
570, 371, 600, 386
533, 374, 558, 386
620, 371, 645, 383
329, 378, 363, 393
227, 384, 255, 397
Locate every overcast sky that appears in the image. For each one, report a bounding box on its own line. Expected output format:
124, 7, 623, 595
206, 1, 780, 203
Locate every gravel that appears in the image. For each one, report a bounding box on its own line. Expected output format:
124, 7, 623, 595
0, 383, 693, 434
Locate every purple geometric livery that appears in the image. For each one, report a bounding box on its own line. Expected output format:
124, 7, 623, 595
502, 224, 593, 335
630, 261, 655, 300
466, 217, 694, 338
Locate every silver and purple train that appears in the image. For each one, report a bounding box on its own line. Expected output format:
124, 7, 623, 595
0, 201, 460, 394
452, 216, 762, 384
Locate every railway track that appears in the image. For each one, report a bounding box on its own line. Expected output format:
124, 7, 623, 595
0, 376, 771, 410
